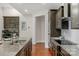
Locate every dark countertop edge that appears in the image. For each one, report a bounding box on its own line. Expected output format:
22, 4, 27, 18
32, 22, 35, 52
15, 38, 32, 56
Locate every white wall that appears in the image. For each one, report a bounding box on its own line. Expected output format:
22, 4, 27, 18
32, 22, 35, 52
20, 15, 33, 40
0, 7, 33, 40
0, 8, 3, 40
45, 13, 49, 48
64, 4, 68, 17
32, 17, 36, 44
41, 16, 45, 43
62, 3, 79, 44
62, 29, 79, 44
35, 16, 45, 43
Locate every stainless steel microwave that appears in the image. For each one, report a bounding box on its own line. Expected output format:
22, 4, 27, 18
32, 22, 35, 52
61, 17, 71, 29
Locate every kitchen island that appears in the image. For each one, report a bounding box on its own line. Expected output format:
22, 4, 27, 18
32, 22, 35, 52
0, 37, 32, 56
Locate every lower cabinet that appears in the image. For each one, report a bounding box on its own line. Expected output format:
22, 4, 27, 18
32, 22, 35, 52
49, 47, 56, 56
49, 40, 70, 56
59, 48, 71, 56
49, 45, 70, 56
49, 41, 58, 56
52, 48, 57, 56
16, 39, 32, 56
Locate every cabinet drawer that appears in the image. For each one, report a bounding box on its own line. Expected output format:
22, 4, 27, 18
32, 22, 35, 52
60, 48, 71, 56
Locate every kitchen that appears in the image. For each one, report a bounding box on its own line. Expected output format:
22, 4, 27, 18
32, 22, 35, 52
0, 3, 79, 56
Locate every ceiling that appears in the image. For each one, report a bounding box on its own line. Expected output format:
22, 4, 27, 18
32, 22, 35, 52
0, 3, 12, 8
0, 3, 63, 15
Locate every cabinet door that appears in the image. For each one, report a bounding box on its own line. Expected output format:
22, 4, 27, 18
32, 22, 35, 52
16, 48, 25, 56
71, 3, 79, 29
20, 49, 25, 56
16, 40, 32, 56
56, 9, 61, 29
56, 6, 64, 29
25, 39, 32, 56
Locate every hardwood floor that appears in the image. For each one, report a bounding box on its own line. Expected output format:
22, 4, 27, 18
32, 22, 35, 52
32, 43, 52, 56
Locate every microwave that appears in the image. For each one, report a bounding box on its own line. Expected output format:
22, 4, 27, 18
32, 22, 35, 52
61, 17, 71, 29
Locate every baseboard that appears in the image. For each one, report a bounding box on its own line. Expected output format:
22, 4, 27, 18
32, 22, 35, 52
36, 41, 45, 44
32, 41, 49, 48
36, 42, 45, 44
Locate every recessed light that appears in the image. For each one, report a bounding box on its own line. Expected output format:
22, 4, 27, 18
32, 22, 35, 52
41, 3, 46, 5
25, 9, 28, 12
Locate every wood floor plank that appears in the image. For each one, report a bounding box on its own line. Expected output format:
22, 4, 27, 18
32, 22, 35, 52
32, 43, 52, 56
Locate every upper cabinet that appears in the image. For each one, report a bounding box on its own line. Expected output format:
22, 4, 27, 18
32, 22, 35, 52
56, 6, 64, 29
64, 3, 79, 29
49, 10, 61, 37
71, 3, 79, 29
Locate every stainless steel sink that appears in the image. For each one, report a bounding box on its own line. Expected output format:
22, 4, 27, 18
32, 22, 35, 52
55, 40, 77, 45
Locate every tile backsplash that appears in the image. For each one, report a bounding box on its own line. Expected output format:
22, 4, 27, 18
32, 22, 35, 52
62, 29, 79, 44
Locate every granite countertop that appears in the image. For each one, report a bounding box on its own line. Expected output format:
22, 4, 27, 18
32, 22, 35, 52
50, 38, 79, 56
0, 37, 31, 56
61, 45, 79, 56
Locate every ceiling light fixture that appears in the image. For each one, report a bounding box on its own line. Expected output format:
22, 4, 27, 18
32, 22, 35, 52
25, 9, 28, 12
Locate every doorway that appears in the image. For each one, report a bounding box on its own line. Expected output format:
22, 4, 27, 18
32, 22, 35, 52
35, 15, 45, 44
